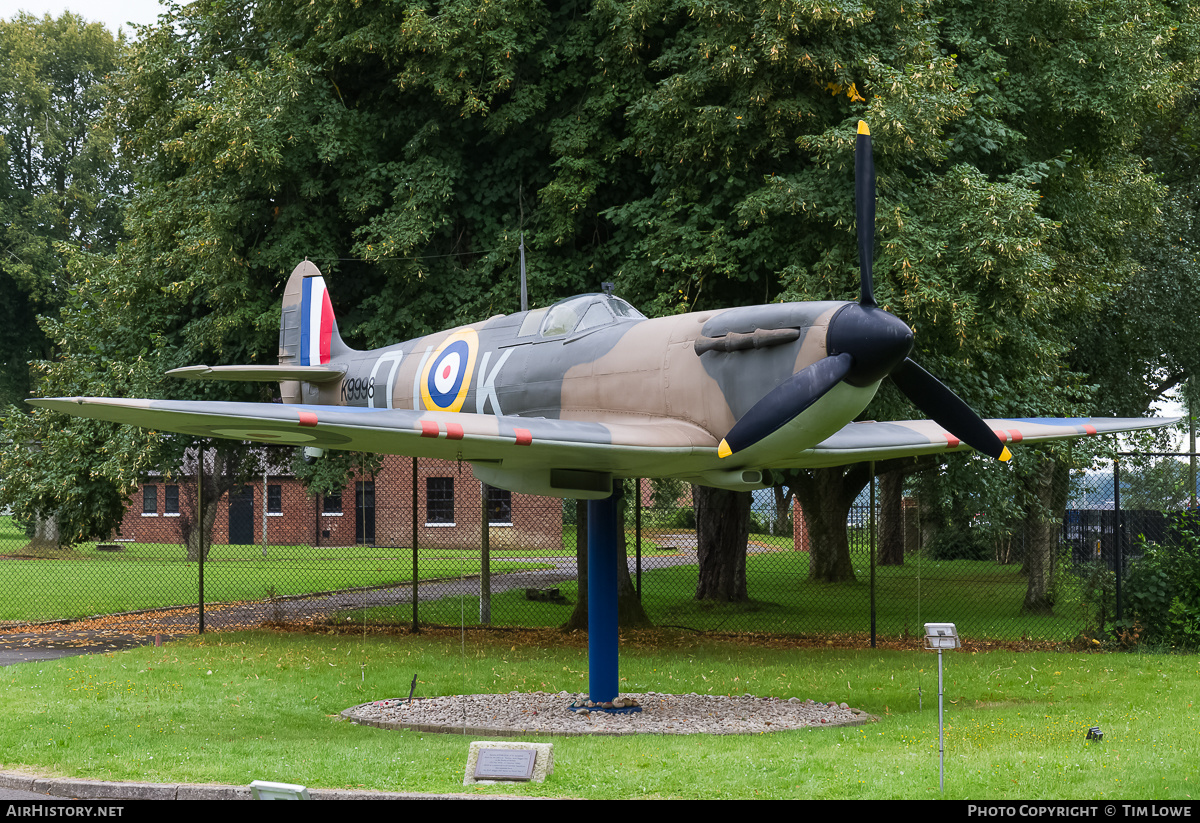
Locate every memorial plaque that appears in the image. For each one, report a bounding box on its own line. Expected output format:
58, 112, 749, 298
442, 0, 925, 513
464, 740, 554, 785
474, 747, 537, 781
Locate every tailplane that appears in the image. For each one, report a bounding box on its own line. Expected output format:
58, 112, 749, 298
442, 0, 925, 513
166, 260, 349, 386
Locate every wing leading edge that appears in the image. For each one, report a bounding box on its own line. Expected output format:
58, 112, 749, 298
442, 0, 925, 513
27, 397, 719, 479
27, 397, 1179, 479
794, 416, 1180, 468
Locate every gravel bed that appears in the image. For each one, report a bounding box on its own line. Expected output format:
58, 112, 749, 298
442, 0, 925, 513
343, 691, 876, 736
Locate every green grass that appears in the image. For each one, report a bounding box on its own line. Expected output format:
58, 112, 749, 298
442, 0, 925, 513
0, 515, 25, 552
0, 544, 552, 623
0, 629, 1195, 799
340, 553, 1090, 642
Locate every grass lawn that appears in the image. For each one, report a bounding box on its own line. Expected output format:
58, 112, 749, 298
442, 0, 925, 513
0, 629, 1194, 799
0, 539, 552, 623
0, 516, 25, 553
341, 554, 1091, 642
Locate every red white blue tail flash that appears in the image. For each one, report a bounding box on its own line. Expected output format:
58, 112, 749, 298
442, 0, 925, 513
299, 275, 334, 366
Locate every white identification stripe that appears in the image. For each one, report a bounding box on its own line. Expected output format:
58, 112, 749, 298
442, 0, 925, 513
306, 276, 328, 363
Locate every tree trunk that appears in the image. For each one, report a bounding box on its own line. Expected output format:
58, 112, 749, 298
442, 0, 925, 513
562, 491, 651, 629
177, 447, 242, 562
614, 490, 651, 627
26, 514, 60, 551
561, 500, 589, 630
184, 492, 221, 562
772, 485, 795, 537
793, 464, 872, 583
693, 485, 750, 601
877, 468, 904, 566
1021, 456, 1064, 615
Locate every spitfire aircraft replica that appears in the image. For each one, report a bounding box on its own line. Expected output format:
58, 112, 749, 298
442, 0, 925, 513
32, 123, 1175, 704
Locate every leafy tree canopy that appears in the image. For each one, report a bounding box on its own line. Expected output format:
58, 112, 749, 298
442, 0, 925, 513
6, 0, 1200, 550
0, 12, 126, 408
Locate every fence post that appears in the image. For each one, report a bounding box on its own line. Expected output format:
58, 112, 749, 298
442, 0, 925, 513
635, 479, 642, 600
198, 445, 205, 635
411, 456, 419, 633
869, 461, 876, 648
261, 471, 268, 556
1191, 396, 1197, 509
1114, 455, 1122, 627
480, 481, 491, 624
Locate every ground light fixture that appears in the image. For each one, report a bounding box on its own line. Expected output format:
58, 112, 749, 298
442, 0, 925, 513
924, 622, 960, 793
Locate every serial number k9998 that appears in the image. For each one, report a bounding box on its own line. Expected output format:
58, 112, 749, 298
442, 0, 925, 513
340, 377, 374, 403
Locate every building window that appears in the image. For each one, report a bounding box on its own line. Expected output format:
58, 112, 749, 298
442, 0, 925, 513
142, 485, 157, 515
426, 477, 454, 525
486, 486, 512, 525
322, 493, 342, 515
267, 484, 282, 515
164, 485, 179, 515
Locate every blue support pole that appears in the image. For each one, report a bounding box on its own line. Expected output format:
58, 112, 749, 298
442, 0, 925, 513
587, 490, 619, 704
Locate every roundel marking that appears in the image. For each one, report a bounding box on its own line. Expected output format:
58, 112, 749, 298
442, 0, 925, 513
420, 329, 478, 412
210, 427, 320, 445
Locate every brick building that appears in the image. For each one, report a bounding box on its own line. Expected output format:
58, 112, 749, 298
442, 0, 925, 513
117, 455, 563, 551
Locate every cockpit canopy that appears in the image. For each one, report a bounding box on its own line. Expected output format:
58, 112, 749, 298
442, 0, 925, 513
517, 294, 646, 339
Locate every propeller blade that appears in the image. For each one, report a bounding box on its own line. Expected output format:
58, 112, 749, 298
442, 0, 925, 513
890, 358, 1012, 461
719, 353, 853, 457
856, 120, 877, 309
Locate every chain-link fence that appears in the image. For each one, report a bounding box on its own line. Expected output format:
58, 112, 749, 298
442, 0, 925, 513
2, 451, 1196, 643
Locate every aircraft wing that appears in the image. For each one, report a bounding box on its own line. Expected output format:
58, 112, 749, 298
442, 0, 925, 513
26, 398, 1179, 482
793, 416, 1180, 468
27, 397, 720, 478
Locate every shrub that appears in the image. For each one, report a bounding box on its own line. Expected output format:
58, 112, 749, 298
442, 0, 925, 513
1075, 560, 1116, 638
926, 525, 992, 561
1122, 523, 1200, 648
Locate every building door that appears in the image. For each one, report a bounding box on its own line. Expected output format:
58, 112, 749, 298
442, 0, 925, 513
229, 485, 255, 545
356, 481, 375, 546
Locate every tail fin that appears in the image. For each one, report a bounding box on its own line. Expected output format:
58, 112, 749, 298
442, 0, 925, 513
279, 260, 351, 366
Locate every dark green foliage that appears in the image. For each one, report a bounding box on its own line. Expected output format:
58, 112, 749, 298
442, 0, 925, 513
660, 506, 696, 531
926, 524, 993, 562
1121, 521, 1200, 647
1074, 560, 1116, 637
290, 451, 382, 498
0, 12, 127, 408
6, 0, 1200, 559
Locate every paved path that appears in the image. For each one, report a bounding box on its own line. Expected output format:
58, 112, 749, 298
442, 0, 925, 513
195, 549, 712, 627
0, 771, 530, 801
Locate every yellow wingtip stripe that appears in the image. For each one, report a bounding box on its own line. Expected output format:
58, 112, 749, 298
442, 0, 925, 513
858, 120, 870, 135
718, 439, 732, 459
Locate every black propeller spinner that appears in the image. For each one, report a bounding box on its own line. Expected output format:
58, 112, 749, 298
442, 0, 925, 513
718, 121, 1011, 463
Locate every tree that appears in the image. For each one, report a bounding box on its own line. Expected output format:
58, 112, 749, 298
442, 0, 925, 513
9, 0, 1197, 604
0, 12, 126, 409
574, 0, 1194, 589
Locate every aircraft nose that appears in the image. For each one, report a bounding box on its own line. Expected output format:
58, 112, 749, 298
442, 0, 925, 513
825, 303, 914, 387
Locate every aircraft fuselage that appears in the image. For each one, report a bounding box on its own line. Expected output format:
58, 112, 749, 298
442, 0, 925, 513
283, 293, 869, 465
